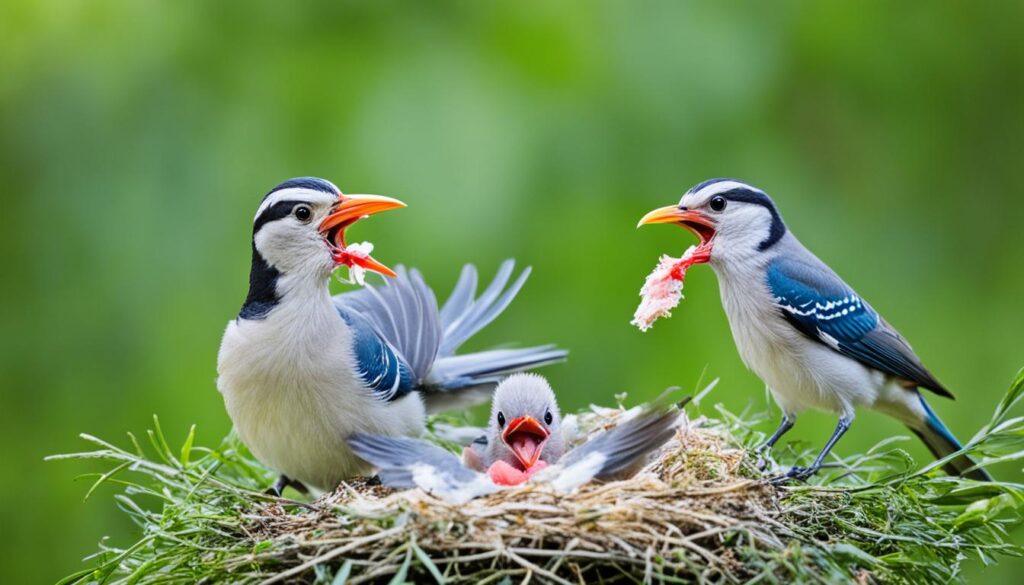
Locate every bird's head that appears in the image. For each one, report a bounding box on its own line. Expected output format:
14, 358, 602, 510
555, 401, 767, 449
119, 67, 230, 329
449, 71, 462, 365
488, 373, 565, 471
637, 179, 787, 265
251, 177, 406, 280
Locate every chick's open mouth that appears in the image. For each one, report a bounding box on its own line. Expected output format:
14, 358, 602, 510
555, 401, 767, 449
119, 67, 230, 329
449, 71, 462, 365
501, 416, 550, 470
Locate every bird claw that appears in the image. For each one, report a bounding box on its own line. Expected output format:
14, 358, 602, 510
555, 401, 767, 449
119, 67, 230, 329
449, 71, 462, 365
768, 465, 819, 485
752, 448, 771, 472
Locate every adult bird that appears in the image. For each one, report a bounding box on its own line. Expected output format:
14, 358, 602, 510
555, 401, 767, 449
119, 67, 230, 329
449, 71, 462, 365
217, 177, 567, 494
637, 178, 990, 481
348, 373, 683, 502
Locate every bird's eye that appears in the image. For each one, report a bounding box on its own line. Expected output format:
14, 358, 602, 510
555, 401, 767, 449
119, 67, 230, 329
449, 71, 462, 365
544, 410, 553, 425
497, 412, 506, 428
294, 205, 313, 223
709, 196, 727, 212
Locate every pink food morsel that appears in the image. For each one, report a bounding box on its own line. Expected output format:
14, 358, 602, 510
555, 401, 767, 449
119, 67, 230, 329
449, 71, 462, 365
487, 459, 549, 486
631, 245, 700, 332
332, 241, 374, 285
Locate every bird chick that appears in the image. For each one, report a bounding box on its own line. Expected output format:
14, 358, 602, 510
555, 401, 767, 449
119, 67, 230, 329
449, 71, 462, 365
349, 374, 685, 502
482, 373, 566, 485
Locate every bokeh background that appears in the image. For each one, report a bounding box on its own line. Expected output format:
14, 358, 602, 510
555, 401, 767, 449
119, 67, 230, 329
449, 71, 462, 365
2, 1, 1022, 582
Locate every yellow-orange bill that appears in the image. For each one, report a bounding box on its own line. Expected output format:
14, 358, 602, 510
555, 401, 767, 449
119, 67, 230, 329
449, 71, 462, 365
637, 205, 687, 228
320, 194, 407, 233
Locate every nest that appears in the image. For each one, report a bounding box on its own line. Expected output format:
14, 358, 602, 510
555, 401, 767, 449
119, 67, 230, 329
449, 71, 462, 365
51, 375, 1024, 585
244, 410, 794, 584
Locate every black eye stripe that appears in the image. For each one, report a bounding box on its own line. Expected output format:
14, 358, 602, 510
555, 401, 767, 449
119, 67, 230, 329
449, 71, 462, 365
713, 187, 787, 250
253, 200, 306, 234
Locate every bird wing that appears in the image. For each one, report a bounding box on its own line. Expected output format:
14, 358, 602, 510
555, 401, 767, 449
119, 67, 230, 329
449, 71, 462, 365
335, 307, 417, 402
543, 398, 682, 491
337, 261, 566, 411
347, 433, 500, 504
436, 261, 530, 356
335, 266, 441, 380
766, 255, 951, 397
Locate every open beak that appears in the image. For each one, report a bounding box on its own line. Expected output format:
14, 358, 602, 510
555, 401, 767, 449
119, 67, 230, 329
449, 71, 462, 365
637, 205, 717, 247
319, 194, 406, 278
500, 415, 550, 469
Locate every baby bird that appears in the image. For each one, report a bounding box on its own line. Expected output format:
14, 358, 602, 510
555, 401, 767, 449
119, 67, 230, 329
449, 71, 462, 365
348, 374, 684, 503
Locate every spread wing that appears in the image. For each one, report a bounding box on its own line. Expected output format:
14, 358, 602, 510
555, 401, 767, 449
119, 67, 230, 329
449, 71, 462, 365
335, 261, 566, 411
335, 307, 417, 402
347, 434, 500, 504
334, 266, 441, 379
545, 398, 683, 491
766, 255, 951, 398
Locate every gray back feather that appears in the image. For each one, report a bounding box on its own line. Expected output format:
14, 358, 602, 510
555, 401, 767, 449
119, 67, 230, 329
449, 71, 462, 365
561, 398, 684, 480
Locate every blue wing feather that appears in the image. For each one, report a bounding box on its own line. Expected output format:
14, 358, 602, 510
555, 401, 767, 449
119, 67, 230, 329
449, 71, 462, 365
766, 256, 951, 397
337, 307, 416, 401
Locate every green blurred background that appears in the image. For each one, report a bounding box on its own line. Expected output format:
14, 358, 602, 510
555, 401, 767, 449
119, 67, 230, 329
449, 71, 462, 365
2, 1, 1022, 582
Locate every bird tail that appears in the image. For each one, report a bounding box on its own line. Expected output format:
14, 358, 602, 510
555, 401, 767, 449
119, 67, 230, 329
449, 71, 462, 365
908, 396, 991, 481
423, 260, 567, 412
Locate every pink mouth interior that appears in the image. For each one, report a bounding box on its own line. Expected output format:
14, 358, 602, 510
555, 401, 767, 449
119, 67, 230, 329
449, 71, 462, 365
511, 434, 543, 467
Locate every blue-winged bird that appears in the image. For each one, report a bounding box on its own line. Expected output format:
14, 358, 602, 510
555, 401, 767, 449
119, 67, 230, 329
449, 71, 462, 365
638, 178, 990, 482
217, 178, 566, 494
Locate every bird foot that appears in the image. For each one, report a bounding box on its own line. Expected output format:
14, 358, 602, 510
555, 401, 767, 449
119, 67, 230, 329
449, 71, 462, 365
769, 465, 820, 485
265, 475, 308, 497
752, 447, 773, 472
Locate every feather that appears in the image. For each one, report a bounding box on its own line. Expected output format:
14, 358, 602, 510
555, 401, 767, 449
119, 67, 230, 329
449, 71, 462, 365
767, 255, 951, 398
336, 261, 566, 409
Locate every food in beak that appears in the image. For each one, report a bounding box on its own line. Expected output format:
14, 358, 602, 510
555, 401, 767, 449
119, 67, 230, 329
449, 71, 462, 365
501, 416, 550, 470
318, 194, 406, 282
631, 245, 710, 331
633, 205, 715, 331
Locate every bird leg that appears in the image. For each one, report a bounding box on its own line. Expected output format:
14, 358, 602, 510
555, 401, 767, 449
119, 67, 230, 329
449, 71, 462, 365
773, 416, 852, 483
265, 474, 309, 497
754, 415, 795, 470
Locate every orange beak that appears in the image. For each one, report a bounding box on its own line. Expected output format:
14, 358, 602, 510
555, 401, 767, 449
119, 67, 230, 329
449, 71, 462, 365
319, 194, 406, 278
637, 205, 717, 245
501, 415, 550, 470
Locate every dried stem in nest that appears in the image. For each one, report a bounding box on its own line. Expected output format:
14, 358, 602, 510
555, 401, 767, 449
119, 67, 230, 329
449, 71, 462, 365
48, 370, 1024, 584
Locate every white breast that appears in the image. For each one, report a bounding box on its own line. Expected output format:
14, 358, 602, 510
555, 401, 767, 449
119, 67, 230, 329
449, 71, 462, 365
216, 288, 425, 491
713, 260, 880, 418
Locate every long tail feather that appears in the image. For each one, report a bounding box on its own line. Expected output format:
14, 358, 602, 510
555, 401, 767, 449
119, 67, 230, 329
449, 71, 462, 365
910, 397, 991, 481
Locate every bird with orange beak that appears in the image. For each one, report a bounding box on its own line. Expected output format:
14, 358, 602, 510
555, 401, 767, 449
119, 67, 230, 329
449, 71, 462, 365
637, 178, 990, 482
481, 373, 566, 484
217, 178, 566, 494
347, 373, 684, 503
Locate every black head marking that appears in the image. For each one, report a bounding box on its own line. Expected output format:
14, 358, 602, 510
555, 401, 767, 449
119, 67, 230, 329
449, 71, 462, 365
253, 200, 306, 235
690, 179, 787, 251
239, 242, 281, 320
688, 177, 739, 195
264, 177, 339, 199
240, 178, 338, 320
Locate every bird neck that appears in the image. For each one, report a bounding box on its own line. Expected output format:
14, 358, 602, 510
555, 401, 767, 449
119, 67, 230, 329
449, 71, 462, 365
239, 244, 332, 320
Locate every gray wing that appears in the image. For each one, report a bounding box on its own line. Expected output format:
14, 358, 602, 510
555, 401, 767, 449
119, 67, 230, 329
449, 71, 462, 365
337, 261, 566, 412
335, 266, 441, 380
437, 260, 530, 356
347, 434, 499, 503
552, 399, 684, 491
